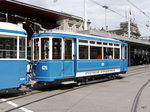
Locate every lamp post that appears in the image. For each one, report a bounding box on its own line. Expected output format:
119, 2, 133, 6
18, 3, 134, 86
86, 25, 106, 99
102, 5, 108, 31
84, 0, 87, 30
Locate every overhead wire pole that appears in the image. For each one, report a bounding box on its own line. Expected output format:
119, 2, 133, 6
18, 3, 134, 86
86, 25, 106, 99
126, 0, 150, 35
103, 5, 108, 30
90, 0, 127, 31
84, 0, 88, 30
126, 0, 150, 19
90, 0, 126, 19
128, 8, 131, 38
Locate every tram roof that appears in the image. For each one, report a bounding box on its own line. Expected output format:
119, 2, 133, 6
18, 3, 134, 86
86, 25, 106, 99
0, 22, 27, 35
33, 30, 127, 45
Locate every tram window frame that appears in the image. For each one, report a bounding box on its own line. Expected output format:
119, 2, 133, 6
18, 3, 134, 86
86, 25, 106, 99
97, 42, 102, 45
0, 37, 17, 59
103, 47, 113, 59
52, 38, 62, 60
125, 46, 128, 59
114, 44, 119, 46
79, 39, 88, 43
109, 43, 113, 46
114, 48, 120, 59
90, 46, 102, 60
41, 38, 49, 60
33, 38, 39, 60
103, 42, 107, 45
64, 39, 73, 60
79, 45, 89, 60
19, 37, 26, 59
90, 41, 95, 44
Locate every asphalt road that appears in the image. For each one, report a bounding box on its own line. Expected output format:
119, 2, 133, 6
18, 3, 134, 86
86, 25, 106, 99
0, 65, 150, 112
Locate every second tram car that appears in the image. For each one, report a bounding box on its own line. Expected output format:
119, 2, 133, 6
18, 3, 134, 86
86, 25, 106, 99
32, 31, 128, 84
0, 22, 28, 90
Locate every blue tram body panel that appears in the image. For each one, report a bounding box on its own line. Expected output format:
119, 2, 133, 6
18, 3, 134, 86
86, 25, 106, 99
0, 60, 28, 90
77, 60, 121, 71
76, 59, 128, 77
33, 60, 75, 82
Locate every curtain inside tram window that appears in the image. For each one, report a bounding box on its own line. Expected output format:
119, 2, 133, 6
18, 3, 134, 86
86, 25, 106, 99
41, 38, 49, 60
65, 39, 72, 60
0, 37, 17, 59
53, 38, 61, 59
79, 45, 88, 59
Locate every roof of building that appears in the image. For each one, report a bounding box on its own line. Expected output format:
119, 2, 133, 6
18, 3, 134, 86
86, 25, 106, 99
0, 0, 83, 24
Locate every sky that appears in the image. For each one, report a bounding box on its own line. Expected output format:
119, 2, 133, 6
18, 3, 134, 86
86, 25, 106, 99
17, 0, 150, 36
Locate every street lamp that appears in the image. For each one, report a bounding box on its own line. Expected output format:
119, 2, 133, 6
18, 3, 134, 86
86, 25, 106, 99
102, 5, 108, 31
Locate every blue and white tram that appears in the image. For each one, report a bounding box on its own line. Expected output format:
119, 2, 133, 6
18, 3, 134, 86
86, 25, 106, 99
0, 22, 28, 90
32, 31, 128, 83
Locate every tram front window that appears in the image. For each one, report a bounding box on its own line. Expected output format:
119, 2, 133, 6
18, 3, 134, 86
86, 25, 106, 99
41, 38, 49, 60
0, 37, 17, 58
53, 38, 62, 59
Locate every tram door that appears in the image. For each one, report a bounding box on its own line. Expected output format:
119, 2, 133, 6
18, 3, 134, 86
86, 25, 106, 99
63, 38, 74, 78
121, 45, 128, 71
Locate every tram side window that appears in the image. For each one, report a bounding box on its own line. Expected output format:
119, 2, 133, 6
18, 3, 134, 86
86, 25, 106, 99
0, 37, 17, 58
65, 39, 72, 60
79, 45, 88, 59
41, 38, 49, 60
114, 48, 120, 59
34, 39, 39, 60
104, 47, 113, 59
90, 46, 102, 59
19, 37, 25, 58
53, 38, 61, 59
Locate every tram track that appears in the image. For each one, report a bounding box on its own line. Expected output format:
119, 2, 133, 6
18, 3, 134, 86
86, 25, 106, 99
128, 65, 150, 73
0, 66, 148, 104
121, 66, 150, 78
131, 79, 150, 112
1, 65, 150, 112
125, 69, 150, 78
4, 78, 114, 112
